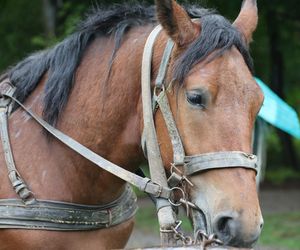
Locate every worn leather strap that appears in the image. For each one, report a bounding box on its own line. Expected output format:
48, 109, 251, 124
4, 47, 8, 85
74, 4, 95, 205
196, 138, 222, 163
155, 39, 174, 89
153, 39, 186, 166
0, 82, 35, 205
184, 151, 258, 176
141, 25, 178, 246
2, 91, 171, 201
156, 90, 185, 165
0, 184, 137, 231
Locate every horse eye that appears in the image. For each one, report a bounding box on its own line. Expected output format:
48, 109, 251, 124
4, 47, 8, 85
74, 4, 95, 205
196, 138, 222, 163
186, 91, 206, 108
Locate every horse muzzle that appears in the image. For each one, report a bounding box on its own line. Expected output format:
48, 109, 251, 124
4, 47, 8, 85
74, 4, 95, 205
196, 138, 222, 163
212, 211, 263, 247
189, 167, 264, 248
191, 203, 263, 247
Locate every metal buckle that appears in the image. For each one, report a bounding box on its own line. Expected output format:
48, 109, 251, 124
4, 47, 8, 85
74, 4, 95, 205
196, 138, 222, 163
171, 164, 194, 187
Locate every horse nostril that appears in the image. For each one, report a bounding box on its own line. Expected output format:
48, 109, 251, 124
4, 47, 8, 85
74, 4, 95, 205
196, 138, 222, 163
216, 216, 233, 235
260, 221, 264, 229
213, 214, 263, 247
214, 216, 236, 243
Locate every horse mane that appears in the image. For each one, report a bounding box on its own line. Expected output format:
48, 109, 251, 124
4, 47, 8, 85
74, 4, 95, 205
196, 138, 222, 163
3, 2, 252, 126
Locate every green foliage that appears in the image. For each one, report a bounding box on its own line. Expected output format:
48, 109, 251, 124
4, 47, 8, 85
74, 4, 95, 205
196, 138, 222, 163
265, 168, 300, 185
135, 204, 192, 233
31, 1, 89, 49
0, 0, 43, 72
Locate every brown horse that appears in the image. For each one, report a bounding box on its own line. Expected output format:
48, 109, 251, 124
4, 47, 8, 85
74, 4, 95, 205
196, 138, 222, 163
0, 0, 263, 249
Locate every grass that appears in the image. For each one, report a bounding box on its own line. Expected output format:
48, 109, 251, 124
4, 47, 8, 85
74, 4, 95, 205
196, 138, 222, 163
135, 205, 192, 233
258, 212, 300, 250
135, 203, 300, 249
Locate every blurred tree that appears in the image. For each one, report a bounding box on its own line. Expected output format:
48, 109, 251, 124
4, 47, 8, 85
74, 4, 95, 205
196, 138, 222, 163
42, 0, 62, 38
0, 0, 43, 70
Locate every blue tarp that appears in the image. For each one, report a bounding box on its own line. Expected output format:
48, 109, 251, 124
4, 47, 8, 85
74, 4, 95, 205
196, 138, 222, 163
255, 78, 300, 139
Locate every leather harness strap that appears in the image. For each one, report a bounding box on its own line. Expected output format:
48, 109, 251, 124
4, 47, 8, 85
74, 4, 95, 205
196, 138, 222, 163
155, 90, 185, 166
0, 184, 137, 231
0, 81, 35, 205
153, 39, 185, 166
1, 88, 172, 201
141, 25, 178, 246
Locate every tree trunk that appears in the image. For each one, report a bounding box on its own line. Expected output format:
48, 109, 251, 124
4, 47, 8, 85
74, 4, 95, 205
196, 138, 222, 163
266, 7, 300, 170
42, 0, 60, 38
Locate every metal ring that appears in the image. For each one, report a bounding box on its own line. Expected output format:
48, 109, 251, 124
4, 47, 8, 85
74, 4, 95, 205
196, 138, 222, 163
168, 187, 185, 207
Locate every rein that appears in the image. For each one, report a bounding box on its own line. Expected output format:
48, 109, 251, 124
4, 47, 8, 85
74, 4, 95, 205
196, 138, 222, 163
0, 25, 258, 247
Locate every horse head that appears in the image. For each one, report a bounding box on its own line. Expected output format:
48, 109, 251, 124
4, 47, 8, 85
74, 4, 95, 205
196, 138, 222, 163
154, 0, 263, 247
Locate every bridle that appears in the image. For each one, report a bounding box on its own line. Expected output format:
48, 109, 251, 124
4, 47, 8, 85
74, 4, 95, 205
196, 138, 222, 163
0, 24, 258, 247
140, 25, 258, 246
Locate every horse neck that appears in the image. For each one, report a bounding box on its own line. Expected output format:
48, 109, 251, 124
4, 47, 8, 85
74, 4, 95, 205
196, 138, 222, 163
5, 27, 153, 204
55, 28, 154, 201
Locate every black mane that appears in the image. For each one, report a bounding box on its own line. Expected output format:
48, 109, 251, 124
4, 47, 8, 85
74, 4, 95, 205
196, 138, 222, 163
4, 3, 252, 126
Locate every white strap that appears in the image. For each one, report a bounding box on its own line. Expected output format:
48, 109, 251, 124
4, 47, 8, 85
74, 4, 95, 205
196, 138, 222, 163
141, 25, 178, 246
184, 151, 258, 175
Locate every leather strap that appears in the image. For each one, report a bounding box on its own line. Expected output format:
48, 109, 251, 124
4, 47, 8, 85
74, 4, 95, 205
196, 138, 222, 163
2, 91, 171, 201
155, 39, 175, 89
0, 184, 137, 231
156, 90, 185, 165
153, 39, 186, 166
141, 26, 177, 246
184, 151, 258, 176
0, 82, 35, 205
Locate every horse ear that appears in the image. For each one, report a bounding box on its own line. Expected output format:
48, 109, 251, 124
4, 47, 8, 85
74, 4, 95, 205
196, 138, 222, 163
155, 0, 199, 47
233, 0, 258, 44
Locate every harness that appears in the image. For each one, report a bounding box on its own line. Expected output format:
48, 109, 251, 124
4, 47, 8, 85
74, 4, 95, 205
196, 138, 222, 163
0, 25, 257, 246
0, 185, 137, 231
